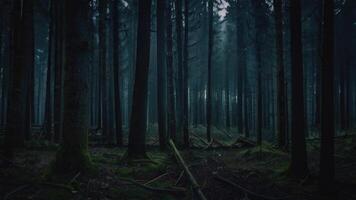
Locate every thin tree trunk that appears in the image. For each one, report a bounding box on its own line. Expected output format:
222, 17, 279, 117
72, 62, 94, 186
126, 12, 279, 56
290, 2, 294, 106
206, 0, 213, 142
157, 0, 167, 150
112, 0, 123, 146
182, 0, 189, 147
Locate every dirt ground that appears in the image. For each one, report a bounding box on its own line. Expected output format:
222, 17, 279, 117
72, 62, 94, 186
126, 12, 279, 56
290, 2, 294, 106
1, 132, 356, 200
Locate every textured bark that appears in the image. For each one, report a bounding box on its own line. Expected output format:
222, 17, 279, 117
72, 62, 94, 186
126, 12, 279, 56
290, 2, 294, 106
157, 0, 167, 150
54, 0, 92, 173
289, 0, 309, 178
320, 0, 335, 192
99, 0, 108, 141
112, 0, 123, 146
127, 0, 152, 159
166, 0, 176, 143
274, 0, 286, 148
206, 0, 213, 142
182, 0, 189, 147
4, 0, 29, 157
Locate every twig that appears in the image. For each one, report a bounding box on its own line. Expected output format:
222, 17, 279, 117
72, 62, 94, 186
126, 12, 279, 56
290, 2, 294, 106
4, 185, 31, 200
118, 177, 186, 196
144, 173, 169, 185
69, 172, 81, 184
175, 171, 185, 186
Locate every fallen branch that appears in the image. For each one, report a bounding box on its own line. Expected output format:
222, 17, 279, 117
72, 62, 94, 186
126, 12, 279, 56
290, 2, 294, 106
118, 177, 186, 196
169, 139, 208, 200
214, 175, 291, 200
175, 170, 185, 186
4, 185, 31, 200
69, 172, 81, 184
144, 173, 169, 185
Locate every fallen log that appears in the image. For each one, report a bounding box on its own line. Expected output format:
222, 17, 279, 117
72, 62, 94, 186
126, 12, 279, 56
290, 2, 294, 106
169, 139, 208, 200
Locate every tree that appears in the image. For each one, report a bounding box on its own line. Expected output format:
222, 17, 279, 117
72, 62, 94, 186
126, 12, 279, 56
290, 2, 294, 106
166, 0, 177, 143
320, 0, 335, 193
274, 0, 286, 149
252, 0, 264, 146
175, 0, 184, 137
157, 0, 167, 150
112, 0, 123, 146
182, 0, 190, 147
53, 0, 92, 173
206, 0, 213, 142
99, 0, 108, 142
289, 0, 309, 178
127, 0, 152, 159
3, 0, 33, 158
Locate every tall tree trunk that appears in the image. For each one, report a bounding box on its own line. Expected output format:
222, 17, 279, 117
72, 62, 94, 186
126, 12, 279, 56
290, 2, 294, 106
320, 0, 335, 193
127, 0, 152, 159
166, 0, 176, 143
274, 0, 286, 148
53, 0, 92, 173
289, 0, 309, 178
206, 0, 213, 142
4, 0, 29, 157
53, 0, 64, 143
99, 0, 108, 141
112, 0, 123, 146
252, 0, 263, 146
157, 0, 167, 150
175, 0, 184, 137
44, 0, 54, 140
23, 0, 35, 141
182, 0, 189, 147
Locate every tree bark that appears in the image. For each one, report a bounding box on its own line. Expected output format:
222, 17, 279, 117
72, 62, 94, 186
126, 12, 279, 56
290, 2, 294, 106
289, 0, 309, 178
127, 0, 152, 159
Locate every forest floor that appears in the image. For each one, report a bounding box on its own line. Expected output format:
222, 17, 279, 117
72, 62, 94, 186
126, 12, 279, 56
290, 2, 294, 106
1, 128, 356, 200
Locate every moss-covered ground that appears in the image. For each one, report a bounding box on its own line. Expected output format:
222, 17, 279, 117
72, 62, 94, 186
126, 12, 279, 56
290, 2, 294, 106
1, 127, 356, 200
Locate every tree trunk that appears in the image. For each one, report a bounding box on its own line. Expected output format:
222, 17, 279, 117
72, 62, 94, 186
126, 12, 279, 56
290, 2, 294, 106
53, 0, 92, 173
157, 0, 167, 150
166, 0, 177, 143
182, 0, 190, 147
274, 0, 286, 148
206, 0, 213, 142
320, 0, 335, 193
289, 0, 309, 178
99, 0, 108, 142
127, 0, 152, 159
112, 0, 123, 146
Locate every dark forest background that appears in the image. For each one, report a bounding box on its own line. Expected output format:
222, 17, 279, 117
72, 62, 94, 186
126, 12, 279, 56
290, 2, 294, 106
0, 0, 355, 199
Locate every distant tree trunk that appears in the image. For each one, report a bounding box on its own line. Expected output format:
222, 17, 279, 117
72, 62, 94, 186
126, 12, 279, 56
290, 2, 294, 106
23, 0, 35, 141
274, 0, 286, 148
156, 0, 167, 150
44, 0, 54, 139
112, 0, 122, 146
320, 0, 335, 193
53, 0, 92, 173
252, 0, 263, 146
53, 0, 64, 143
289, 0, 309, 178
127, 0, 152, 159
166, 0, 176, 143
99, 0, 108, 142
225, 59, 230, 130
4, 0, 29, 157
175, 0, 184, 136
206, 0, 213, 142
182, 0, 189, 147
